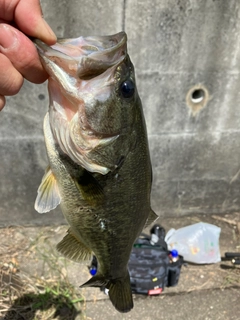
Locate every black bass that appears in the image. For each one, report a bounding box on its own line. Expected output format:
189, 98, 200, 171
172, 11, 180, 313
34, 32, 157, 313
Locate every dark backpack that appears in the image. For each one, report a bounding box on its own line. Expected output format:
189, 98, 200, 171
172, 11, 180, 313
128, 227, 183, 295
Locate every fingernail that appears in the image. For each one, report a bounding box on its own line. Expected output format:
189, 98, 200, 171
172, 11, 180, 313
37, 19, 57, 44
0, 24, 18, 50
44, 20, 57, 41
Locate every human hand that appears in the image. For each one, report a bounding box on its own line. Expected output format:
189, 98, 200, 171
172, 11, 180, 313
0, 0, 57, 110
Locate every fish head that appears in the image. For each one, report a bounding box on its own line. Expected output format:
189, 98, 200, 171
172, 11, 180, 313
35, 32, 139, 174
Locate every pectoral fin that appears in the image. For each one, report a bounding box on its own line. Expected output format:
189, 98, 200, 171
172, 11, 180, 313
34, 167, 61, 213
56, 229, 92, 262
144, 209, 159, 229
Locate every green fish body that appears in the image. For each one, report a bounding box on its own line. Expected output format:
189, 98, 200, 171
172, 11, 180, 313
34, 32, 157, 313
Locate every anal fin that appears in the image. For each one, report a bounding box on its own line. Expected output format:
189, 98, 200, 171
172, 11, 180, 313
56, 229, 92, 262
80, 273, 108, 288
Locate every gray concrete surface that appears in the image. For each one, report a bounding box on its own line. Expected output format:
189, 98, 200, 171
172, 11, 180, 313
1, 0, 240, 225
1, 212, 240, 319
85, 287, 240, 320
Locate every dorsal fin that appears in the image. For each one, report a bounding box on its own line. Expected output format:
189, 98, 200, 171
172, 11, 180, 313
34, 167, 61, 213
144, 209, 159, 229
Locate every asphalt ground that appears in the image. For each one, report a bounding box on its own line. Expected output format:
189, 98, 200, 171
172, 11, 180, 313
0, 212, 240, 319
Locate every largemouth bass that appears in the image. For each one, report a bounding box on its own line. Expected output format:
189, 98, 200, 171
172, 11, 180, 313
34, 32, 157, 313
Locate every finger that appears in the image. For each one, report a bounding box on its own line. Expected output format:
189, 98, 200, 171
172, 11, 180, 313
14, 0, 57, 45
0, 0, 56, 45
0, 24, 49, 83
0, 95, 6, 110
0, 53, 23, 96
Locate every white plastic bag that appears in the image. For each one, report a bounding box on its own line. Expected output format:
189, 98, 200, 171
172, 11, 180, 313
165, 222, 221, 264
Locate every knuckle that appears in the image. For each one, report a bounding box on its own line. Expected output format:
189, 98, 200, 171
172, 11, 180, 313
0, 53, 23, 96
7, 76, 23, 95
1, 72, 23, 96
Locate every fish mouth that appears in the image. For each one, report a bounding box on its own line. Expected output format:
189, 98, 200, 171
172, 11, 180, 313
34, 33, 129, 174
34, 32, 127, 79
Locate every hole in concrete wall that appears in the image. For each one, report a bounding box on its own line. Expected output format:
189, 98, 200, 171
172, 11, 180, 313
38, 94, 45, 100
191, 89, 205, 103
186, 85, 209, 115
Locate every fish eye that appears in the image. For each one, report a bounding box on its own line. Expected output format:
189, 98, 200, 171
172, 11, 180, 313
120, 80, 135, 99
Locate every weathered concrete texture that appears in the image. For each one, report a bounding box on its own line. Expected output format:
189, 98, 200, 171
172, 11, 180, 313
0, 137, 65, 226
41, 0, 124, 38
0, 81, 65, 226
150, 132, 240, 215
1, 0, 240, 225
125, 0, 240, 215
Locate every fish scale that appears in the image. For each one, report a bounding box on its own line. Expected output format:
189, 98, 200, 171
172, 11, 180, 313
34, 32, 158, 313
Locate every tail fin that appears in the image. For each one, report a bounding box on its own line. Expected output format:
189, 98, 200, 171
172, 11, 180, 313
108, 273, 133, 313
80, 272, 133, 313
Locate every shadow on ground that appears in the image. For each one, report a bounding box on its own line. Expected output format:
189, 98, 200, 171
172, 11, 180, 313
3, 291, 81, 320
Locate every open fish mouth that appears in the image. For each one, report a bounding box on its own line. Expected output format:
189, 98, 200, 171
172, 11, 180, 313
34, 32, 127, 79
34, 32, 133, 175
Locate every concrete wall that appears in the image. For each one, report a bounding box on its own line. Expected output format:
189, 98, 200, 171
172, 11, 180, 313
1, 0, 240, 226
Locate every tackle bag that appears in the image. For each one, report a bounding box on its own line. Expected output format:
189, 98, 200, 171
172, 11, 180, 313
128, 225, 183, 295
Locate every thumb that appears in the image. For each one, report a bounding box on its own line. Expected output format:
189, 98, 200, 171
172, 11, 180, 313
14, 0, 56, 45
